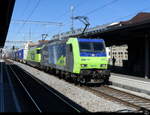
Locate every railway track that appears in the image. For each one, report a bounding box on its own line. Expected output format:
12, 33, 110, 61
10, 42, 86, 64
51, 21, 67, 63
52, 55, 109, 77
6, 59, 150, 113
2, 60, 88, 112
82, 85, 150, 114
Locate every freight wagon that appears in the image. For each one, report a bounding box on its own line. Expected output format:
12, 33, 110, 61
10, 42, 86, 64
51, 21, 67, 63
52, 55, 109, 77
15, 48, 28, 63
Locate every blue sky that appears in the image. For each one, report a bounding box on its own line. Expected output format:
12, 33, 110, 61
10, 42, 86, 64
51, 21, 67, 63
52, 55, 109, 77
6, 0, 150, 43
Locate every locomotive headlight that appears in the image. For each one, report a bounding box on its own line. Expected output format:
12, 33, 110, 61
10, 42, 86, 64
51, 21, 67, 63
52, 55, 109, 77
81, 64, 87, 67
100, 64, 107, 67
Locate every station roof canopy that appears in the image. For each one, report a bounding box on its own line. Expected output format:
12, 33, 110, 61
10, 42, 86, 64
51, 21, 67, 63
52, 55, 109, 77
0, 0, 15, 48
82, 12, 150, 46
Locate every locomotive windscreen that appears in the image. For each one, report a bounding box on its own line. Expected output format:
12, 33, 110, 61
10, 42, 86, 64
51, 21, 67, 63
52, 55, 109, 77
79, 42, 105, 53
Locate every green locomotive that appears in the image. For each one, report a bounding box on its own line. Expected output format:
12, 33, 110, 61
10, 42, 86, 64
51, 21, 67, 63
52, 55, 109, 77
26, 38, 110, 84
39, 37, 110, 84
26, 45, 42, 67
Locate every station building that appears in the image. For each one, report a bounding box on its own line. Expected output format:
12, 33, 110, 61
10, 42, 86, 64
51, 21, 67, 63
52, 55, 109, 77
108, 45, 128, 67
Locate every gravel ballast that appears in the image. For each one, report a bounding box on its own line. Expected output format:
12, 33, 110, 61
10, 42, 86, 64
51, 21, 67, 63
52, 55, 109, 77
10, 60, 136, 112
109, 85, 150, 100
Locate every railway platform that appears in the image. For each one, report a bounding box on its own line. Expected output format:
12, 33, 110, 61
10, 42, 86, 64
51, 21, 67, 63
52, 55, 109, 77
110, 73, 150, 95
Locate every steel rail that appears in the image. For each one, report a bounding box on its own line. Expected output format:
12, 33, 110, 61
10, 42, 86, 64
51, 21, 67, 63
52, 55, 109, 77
8, 65, 42, 112
7, 59, 150, 113
19, 67, 85, 113
12, 65, 88, 113
82, 86, 150, 113
5, 59, 88, 112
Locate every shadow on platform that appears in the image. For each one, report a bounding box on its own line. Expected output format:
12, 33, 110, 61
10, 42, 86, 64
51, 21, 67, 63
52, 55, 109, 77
109, 65, 145, 78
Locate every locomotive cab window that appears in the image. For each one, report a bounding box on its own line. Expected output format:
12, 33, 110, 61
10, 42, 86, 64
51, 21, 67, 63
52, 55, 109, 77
93, 42, 105, 52
79, 42, 105, 52
36, 49, 41, 54
79, 42, 91, 52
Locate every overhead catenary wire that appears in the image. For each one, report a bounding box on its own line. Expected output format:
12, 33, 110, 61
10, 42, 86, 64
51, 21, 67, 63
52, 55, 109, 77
12, 19, 64, 41
18, 0, 31, 19
70, 0, 150, 30
11, 0, 31, 40
15, 0, 42, 39
105, 5, 150, 24
15, 0, 90, 41
12, 0, 150, 42
15, 0, 77, 41
53, 4, 150, 40
84, 0, 119, 16
55, 0, 90, 28
11, 20, 64, 26
61, 0, 119, 32
55, 0, 85, 20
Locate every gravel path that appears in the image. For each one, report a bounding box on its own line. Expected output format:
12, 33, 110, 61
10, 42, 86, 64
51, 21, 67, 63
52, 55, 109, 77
10, 60, 136, 112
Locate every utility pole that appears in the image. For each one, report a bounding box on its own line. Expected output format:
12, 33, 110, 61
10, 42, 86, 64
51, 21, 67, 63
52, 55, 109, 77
29, 26, 31, 41
70, 5, 75, 33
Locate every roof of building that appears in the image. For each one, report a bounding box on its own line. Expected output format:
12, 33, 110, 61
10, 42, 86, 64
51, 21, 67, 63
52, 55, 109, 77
120, 12, 150, 25
0, 0, 16, 48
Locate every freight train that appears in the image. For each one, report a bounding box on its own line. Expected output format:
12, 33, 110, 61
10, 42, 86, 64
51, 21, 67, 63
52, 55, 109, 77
12, 37, 110, 85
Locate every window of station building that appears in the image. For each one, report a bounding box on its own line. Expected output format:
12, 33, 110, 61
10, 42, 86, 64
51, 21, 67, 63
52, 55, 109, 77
115, 53, 117, 57
120, 52, 123, 58
117, 52, 119, 57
